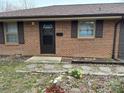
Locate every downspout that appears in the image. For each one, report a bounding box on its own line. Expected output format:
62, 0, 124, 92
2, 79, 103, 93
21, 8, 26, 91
112, 16, 124, 59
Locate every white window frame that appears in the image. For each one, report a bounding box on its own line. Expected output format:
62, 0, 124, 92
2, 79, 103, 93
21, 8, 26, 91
4, 22, 19, 44
78, 20, 95, 38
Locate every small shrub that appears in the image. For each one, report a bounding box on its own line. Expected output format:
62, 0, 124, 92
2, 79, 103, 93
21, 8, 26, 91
68, 69, 83, 79
45, 84, 65, 93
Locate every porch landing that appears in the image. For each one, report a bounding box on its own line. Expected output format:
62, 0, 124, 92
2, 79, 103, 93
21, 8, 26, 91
25, 56, 62, 63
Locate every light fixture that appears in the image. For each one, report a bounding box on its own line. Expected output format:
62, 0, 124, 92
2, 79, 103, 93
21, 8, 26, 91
31, 22, 35, 25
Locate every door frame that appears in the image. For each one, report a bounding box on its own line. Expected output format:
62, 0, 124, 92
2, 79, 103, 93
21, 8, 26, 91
39, 21, 56, 54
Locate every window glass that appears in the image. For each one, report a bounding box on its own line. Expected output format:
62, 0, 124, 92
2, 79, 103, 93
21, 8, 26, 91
43, 24, 53, 29
4, 22, 18, 43
78, 21, 95, 38
6, 34, 18, 43
6, 23, 18, 33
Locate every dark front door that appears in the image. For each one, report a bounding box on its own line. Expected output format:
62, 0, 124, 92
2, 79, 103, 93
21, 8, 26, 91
39, 21, 55, 54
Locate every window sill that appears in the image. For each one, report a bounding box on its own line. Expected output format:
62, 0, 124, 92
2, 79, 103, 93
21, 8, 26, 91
78, 37, 95, 39
5, 43, 19, 46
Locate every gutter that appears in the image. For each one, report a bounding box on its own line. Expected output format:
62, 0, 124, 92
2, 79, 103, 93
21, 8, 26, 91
0, 16, 121, 22
112, 16, 124, 59
0, 13, 123, 19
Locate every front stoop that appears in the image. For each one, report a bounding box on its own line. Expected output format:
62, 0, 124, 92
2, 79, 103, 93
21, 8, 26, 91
25, 56, 62, 63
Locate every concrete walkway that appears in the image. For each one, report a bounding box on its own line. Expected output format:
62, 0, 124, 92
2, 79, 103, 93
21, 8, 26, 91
17, 62, 124, 76
81, 65, 124, 76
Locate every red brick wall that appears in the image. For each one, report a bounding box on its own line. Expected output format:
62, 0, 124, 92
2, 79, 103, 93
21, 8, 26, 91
0, 20, 119, 58
0, 22, 40, 56
56, 20, 118, 58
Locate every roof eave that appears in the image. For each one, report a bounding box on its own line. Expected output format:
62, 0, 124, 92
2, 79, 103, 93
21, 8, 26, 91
0, 13, 123, 21
0, 13, 124, 19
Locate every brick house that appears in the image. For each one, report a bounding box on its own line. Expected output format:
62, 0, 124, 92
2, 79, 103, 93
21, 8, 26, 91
0, 3, 124, 59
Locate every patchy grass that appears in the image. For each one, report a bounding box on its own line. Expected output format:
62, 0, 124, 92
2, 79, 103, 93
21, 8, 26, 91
0, 56, 124, 93
0, 72, 58, 93
0, 57, 57, 93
